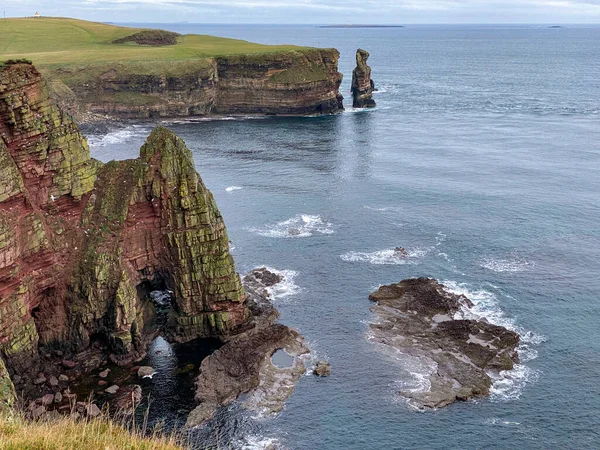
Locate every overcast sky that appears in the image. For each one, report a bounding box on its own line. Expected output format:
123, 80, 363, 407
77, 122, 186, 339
4, 0, 600, 24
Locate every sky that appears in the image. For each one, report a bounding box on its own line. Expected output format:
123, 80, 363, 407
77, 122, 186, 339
3, 0, 600, 24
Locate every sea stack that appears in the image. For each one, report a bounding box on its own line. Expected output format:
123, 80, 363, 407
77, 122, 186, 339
0, 61, 247, 379
351, 49, 376, 108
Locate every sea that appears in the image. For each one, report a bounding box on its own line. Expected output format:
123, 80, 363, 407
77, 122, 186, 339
86, 24, 600, 449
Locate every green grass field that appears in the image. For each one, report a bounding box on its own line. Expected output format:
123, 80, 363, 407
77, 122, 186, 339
0, 17, 306, 68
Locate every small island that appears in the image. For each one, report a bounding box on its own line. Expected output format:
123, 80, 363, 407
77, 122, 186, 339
320, 24, 404, 28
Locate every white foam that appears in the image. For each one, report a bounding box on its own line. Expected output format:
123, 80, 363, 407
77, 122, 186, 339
249, 214, 334, 239
442, 280, 545, 402
226, 186, 243, 192
340, 247, 428, 265
484, 418, 521, 426
260, 267, 301, 300
235, 435, 282, 450
369, 339, 436, 404
343, 107, 375, 114
489, 364, 540, 402
87, 126, 149, 148
481, 257, 534, 273
363, 205, 403, 212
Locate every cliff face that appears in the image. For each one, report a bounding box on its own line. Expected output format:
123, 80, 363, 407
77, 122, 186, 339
0, 62, 247, 381
351, 49, 376, 108
49, 49, 344, 120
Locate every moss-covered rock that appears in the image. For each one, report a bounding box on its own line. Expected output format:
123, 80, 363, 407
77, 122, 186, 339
0, 62, 248, 380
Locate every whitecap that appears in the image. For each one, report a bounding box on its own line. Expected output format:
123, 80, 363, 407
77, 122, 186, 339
340, 247, 428, 265
481, 257, 534, 273
235, 435, 282, 450
249, 214, 334, 239
259, 267, 301, 300
87, 125, 150, 148
363, 205, 403, 212
226, 186, 243, 192
489, 364, 540, 402
484, 418, 521, 426
343, 106, 375, 114
442, 280, 545, 401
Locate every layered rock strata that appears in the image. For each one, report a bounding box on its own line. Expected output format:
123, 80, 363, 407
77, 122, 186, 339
0, 62, 247, 397
351, 49, 376, 108
369, 278, 520, 408
186, 268, 309, 427
48, 49, 344, 120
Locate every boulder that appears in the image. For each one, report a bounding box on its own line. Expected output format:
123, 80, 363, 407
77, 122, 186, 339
105, 385, 119, 395
48, 376, 59, 387
137, 366, 156, 379
41, 394, 55, 406
313, 361, 331, 377
112, 385, 142, 413
98, 369, 110, 378
62, 360, 77, 370
85, 403, 101, 417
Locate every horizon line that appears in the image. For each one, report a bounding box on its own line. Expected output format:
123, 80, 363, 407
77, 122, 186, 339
4, 16, 600, 26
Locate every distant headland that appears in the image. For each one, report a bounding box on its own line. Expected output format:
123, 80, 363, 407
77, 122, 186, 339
319, 24, 404, 29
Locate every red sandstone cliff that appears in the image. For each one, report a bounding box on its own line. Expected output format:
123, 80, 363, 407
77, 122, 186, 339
0, 62, 247, 382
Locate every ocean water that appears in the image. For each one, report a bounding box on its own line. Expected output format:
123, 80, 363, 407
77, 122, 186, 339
90, 24, 600, 449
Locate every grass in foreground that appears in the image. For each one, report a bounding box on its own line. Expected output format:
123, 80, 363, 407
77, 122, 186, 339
0, 17, 306, 67
0, 413, 185, 450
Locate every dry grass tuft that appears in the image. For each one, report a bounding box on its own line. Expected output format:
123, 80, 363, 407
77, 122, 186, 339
0, 412, 185, 450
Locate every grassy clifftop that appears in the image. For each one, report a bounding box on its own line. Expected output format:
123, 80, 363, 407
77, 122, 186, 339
0, 17, 306, 66
0, 18, 343, 118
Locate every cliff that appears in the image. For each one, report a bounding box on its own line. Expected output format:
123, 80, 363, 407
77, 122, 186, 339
49, 49, 344, 119
351, 49, 376, 108
0, 62, 247, 386
0, 18, 344, 119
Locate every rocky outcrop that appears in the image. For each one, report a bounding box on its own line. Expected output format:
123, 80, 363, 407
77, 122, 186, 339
369, 278, 520, 408
47, 49, 344, 120
186, 268, 309, 427
351, 49, 376, 108
0, 62, 247, 398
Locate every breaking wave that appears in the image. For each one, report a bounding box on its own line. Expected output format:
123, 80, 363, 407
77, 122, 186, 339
442, 281, 545, 402
258, 267, 301, 300
249, 214, 334, 238
87, 125, 150, 148
340, 247, 429, 265
481, 257, 535, 273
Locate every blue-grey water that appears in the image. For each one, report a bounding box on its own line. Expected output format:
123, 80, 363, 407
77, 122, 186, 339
89, 24, 600, 449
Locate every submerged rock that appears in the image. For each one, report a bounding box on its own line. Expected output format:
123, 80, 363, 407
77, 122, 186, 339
369, 278, 520, 408
351, 49, 376, 108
